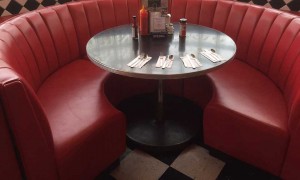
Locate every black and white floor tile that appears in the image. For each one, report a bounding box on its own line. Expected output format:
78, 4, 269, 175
96, 140, 281, 180
236, 0, 300, 11
0, 0, 71, 16
0, 0, 299, 17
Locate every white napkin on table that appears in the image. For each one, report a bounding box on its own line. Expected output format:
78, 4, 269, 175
156, 55, 174, 69
127, 55, 152, 68
180, 54, 202, 68
200, 49, 224, 63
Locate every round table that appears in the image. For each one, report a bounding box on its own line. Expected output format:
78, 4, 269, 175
87, 24, 236, 151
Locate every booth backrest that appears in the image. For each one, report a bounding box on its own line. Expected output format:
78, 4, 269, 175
0, 0, 141, 92
170, 0, 300, 134
0, 0, 140, 179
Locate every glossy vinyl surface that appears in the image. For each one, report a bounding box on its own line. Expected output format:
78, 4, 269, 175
87, 23, 236, 79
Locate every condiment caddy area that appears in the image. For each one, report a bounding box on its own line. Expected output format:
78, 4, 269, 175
130, 0, 225, 70
136, 0, 174, 38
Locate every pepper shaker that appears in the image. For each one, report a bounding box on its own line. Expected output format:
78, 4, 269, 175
132, 16, 138, 39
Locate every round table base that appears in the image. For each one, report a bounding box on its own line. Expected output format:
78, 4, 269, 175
117, 93, 202, 152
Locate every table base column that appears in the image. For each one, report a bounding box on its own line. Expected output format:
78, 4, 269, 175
117, 93, 202, 152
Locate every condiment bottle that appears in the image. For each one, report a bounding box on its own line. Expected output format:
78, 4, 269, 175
139, 6, 149, 36
132, 16, 138, 39
179, 18, 187, 37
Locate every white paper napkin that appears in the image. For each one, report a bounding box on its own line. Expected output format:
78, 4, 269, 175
156, 55, 174, 69
156, 56, 166, 68
200, 49, 224, 63
127, 55, 152, 68
180, 54, 202, 68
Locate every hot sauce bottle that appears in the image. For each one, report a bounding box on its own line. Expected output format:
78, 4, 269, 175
132, 16, 138, 39
139, 6, 149, 36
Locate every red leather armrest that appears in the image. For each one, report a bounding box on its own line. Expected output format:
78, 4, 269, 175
0, 67, 59, 180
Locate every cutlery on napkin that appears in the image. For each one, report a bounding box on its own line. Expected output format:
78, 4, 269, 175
156, 55, 174, 69
180, 54, 202, 68
127, 54, 152, 68
200, 49, 223, 62
156, 56, 166, 68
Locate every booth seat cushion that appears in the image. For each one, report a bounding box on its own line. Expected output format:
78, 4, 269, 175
37, 59, 126, 179
204, 60, 289, 174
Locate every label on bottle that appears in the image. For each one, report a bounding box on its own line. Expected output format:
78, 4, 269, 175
179, 24, 186, 37
179, 18, 187, 37
140, 7, 149, 35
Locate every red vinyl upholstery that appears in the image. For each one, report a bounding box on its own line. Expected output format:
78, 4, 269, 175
0, 84, 22, 180
170, 0, 300, 178
0, 0, 300, 179
0, 0, 142, 179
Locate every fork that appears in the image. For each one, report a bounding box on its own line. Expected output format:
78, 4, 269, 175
129, 53, 146, 67
162, 55, 173, 69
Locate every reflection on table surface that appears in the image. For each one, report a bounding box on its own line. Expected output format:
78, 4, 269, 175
87, 23, 236, 79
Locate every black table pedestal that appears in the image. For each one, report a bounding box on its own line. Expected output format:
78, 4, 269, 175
118, 93, 202, 152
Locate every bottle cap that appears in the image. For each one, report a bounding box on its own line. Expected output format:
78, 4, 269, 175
180, 18, 187, 23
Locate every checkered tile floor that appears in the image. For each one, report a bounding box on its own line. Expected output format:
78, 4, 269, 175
96, 140, 280, 180
0, 0, 299, 17
0, 0, 71, 16
236, 0, 300, 11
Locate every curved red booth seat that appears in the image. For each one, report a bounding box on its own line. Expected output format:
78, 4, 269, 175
0, 0, 142, 179
0, 0, 300, 179
170, 0, 300, 179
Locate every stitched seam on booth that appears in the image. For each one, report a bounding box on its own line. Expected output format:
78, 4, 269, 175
53, 7, 75, 61
24, 15, 51, 80
211, 2, 218, 28
126, 0, 130, 24
26, 17, 50, 83
35, 10, 60, 71
195, 1, 201, 24
111, 0, 117, 27
96, 1, 104, 30
39, 12, 61, 67
97, 1, 105, 29
263, 16, 294, 76
82, 3, 91, 38
21, 17, 43, 82
285, 56, 300, 108
65, 4, 85, 58
255, 13, 279, 67
277, 29, 300, 91
231, 3, 247, 42
244, 8, 264, 64
267, 19, 298, 77
223, 2, 233, 33
1, 25, 39, 91
257, 14, 282, 75
198, 1, 202, 25
282, 45, 300, 92
11, 19, 43, 86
